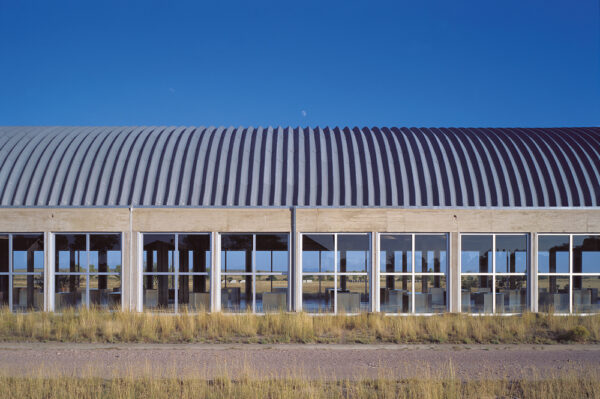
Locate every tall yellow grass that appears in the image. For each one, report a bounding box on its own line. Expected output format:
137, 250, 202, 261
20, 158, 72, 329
0, 369, 599, 399
0, 307, 598, 344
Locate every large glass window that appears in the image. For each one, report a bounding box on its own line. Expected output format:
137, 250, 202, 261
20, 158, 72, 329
461, 234, 528, 314
221, 234, 288, 313
380, 234, 447, 313
0, 234, 44, 312
538, 234, 600, 313
302, 233, 369, 313
55, 234, 121, 310
143, 234, 211, 312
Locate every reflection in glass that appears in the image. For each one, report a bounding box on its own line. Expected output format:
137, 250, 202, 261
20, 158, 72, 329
380, 276, 412, 313
12, 273, 43, 311
256, 274, 287, 313
379, 235, 411, 273
495, 235, 527, 274
415, 276, 446, 313
302, 235, 335, 273
573, 236, 600, 274
415, 235, 447, 274
538, 236, 569, 274
143, 234, 175, 311
337, 274, 368, 313
12, 234, 44, 312
179, 277, 210, 312
0, 236, 9, 308
302, 275, 334, 313
461, 235, 492, 273
337, 235, 369, 273
55, 275, 85, 310
496, 276, 527, 313
538, 275, 569, 313
55, 235, 86, 273
144, 275, 175, 311
221, 235, 252, 273
221, 275, 250, 312
574, 276, 600, 313
256, 234, 288, 273
461, 275, 494, 313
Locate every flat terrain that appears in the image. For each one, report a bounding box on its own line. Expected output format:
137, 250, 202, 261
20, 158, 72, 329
0, 343, 598, 380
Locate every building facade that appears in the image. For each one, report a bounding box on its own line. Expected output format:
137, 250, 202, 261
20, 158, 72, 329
0, 126, 598, 314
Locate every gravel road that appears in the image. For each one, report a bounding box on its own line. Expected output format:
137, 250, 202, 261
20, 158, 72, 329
0, 343, 597, 380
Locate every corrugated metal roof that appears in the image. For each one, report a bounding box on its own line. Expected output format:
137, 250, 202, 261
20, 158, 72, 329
0, 126, 598, 207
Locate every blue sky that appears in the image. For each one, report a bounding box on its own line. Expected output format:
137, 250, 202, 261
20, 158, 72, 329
0, 0, 598, 127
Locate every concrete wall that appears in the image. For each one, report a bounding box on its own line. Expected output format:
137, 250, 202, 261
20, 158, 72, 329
0, 207, 597, 313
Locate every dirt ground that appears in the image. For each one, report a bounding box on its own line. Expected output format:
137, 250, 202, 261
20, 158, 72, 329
0, 343, 597, 380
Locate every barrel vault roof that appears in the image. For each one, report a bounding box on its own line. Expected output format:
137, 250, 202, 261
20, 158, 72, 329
0, 126, 598, 208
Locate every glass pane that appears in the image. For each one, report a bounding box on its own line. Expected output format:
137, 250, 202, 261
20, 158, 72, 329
12, 273, 43, 311
380, 275, 412, 313
415, 275, 447, 313
415, 235, 447, 274
89, 274, 121, 310
221, 275, 251, 312
0, 235, 8, 309
338, 274, 369, 313
379, 234, 412, 273
143, 234, 175, 273
256, 274, 287, 313
143, 275, 175, 311
538, 275, 569, 313
461, 275, 493, 313
495, 235, 528, 274
178, 234, 211, 274
573, 276, 600, 313
302, 235, 334, 273
461, 235, 492, 274
90, 234, 121, 274
221, 235, 252, 273
538, 235, 569, 274
302, 274, 334, 313
13, 234, 44, 273
256, 234, 289, 273
573, 235, 600, 274
496, 276, 527, 313
55, 275, 85, 311
179, 275, 210, 312
337, 234, 369, 273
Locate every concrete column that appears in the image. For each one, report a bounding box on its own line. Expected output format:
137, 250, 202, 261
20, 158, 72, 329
530, 232, 537, 312
449, 232, 460, 312
371, 231, 379, 312
44, 232, 54, 312
294, 232, 302, 311
210, 232, 221, 312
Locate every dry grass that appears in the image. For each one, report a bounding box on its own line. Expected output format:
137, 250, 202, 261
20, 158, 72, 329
0, 368, 599, 399
0, 307, 599, 344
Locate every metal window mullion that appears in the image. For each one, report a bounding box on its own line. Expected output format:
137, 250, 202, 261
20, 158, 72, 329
85, 234, 90, 309
568, 234, 575, 313
174, 234, 179, 314
492, 234, 496, 314
334, 234, 337, 315
411, 233, 415, 314
8, 234, 12, 312
252, 234, 256, 313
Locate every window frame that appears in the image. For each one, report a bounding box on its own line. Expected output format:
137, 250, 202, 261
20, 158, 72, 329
537, 233, 600, 314
53, 232, 123, 310
300, 232, 371, 314
460, 233, 529, 314
0, 233, 45, 312
141, 232, 212, 313
220, 232, 290, 313
378, 233, 448, 315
